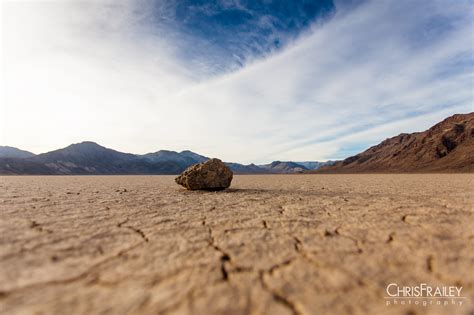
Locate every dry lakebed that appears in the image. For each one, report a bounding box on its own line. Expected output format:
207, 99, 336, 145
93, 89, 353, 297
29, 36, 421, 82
0, 174, 473, 315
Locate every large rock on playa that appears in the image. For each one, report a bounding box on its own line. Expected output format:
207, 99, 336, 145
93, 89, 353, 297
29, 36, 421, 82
175, 158, 233, 190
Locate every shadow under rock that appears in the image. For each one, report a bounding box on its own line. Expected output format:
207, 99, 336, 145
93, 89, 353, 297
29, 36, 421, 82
179, 188, 270, 194
222, 188, 270, 194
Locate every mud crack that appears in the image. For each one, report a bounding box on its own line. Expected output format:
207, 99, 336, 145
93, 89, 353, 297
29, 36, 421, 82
258, 259, 301, 315
204, 222, 232, 282
117, 218, 149, 242
2, 241, 145, 294
334, 228, 363, 254
30, 220, 53, 234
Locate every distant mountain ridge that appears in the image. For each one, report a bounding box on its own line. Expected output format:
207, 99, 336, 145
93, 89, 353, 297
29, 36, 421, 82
294, 161, 336, 170
2, 114, 472, 175
259, 160, 336, 173
261, 161, 307, 173
0, 146, 35, 159
318, 113, 474, 173
0, 142, 330, 175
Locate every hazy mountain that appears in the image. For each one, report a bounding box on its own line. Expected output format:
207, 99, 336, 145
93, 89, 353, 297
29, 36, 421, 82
179, 150, 209, 163
0, 158, 55, 175
257, 161, 336, 173
225, 163, 270, 174
0, 146, 36, 159
293, 161, 336, 170
142, 150, 200, 166
0, 142, 275, 175
30, 142, 140, 175
142, 150, 264, 174
260, 161, 308, 173
0, 142, 344, 175
318, 113, 474, 173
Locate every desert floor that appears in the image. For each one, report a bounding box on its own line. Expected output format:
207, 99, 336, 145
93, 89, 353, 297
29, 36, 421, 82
0, 174, 473, 315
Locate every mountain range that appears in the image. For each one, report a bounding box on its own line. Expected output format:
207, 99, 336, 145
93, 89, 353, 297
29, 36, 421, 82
0, 143, 333, 175
318, 112, 473, 173
2, 113, 472, 175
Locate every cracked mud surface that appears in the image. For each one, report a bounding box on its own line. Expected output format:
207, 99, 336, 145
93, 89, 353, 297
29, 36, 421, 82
0, 174, 473, 315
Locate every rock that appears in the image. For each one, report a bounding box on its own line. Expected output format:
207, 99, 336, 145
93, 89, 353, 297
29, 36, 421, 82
175, 158, 233, 190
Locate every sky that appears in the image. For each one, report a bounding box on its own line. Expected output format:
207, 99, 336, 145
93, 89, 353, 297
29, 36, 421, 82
1, 0, 473, 163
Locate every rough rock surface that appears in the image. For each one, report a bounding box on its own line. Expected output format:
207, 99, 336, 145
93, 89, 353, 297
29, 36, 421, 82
0, 174, 473, 315
175, 158, 233, 190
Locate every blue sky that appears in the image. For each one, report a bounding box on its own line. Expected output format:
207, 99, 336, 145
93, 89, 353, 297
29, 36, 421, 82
150, 0, 336, 73
1, 0, 473, 163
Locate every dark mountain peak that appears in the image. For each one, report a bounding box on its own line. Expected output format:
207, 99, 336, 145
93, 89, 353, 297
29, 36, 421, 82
294, 161, 336, 170
179, 150, 209, 162
271, 161, 307, 169
225, 162, 269, 174
141, 149, 207, 167
270, 161, 282, 167
66, 141, 106, 150
142, 150, 181, 159
155, 149, 177, 154
259, 160, 308, 173
50, 142, 133, 158
31, 142, 137, 175
77, 141, 100, 146
146, 150, 180, 156
0, 146, 36, 159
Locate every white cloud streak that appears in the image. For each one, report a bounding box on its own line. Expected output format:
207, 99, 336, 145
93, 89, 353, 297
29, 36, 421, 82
1, 0, 472, 163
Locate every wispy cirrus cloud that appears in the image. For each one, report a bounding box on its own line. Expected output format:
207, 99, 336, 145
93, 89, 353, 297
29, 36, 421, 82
1, 0, 472, 163
143, 0, 336, 73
